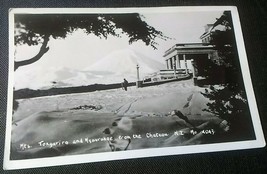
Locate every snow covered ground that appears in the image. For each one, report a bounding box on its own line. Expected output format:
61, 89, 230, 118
11, 79, 229, 160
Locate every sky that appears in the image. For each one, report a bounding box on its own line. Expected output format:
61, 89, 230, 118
13, 10, 224, 89
14, 10, 223, 70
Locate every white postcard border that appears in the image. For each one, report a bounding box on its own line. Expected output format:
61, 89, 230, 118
4, 6, 265, 170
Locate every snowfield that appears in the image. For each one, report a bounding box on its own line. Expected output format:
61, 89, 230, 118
11, 79, 229, 160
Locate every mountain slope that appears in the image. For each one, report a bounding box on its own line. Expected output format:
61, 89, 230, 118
15, 49, 165, 89
86, 49, 164, 76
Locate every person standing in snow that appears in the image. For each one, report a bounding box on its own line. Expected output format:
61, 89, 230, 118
122, 78, 128, 91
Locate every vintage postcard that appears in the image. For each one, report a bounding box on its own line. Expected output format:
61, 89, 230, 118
4, 6, 265, 169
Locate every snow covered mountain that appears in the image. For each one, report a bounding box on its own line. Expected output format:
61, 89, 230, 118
15, 66, 80, 90
14, 49, 165, 90
82, 49, 165, 84
85, 49, 164, 75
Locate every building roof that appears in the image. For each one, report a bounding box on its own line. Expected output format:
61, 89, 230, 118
163, 43, 214, 57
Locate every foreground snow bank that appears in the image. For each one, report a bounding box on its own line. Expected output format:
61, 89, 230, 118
11, 80, 228, 160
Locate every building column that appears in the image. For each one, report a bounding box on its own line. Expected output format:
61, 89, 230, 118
191, 60, 196, 78
173, 56, 177, 77
191, 59, 197, 86
183, 54, 188, 74
170, 58, 173, 69
167, 58, 171, 69
176, 54, 180, 68
166, 60, 169, 69
208, 53, 211, 60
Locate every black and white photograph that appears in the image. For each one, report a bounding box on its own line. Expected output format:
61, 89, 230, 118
4, 6, 265, 169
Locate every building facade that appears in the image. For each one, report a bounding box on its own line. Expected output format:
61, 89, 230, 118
163, 43, 218, 79
143, 23, 224, 85
162, 22, 227, 82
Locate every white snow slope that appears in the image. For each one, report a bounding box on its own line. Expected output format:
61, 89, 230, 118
86, 48, 164, 75
82, 48, 165, 84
